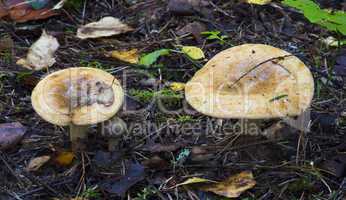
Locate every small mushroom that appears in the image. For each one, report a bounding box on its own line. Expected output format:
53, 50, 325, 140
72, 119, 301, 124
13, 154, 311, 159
31, 67, 124, 149
185, 44, 314, 134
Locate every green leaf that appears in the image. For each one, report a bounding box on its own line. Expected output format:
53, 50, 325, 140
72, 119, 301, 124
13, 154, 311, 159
139, 49, 171, 67
181, 46, 205, 60
201, 31, 221, 35
282, 0, 346, 35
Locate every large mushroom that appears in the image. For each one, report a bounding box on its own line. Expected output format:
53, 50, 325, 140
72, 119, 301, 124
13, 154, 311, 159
185, 44, 314, 134
31, 67, 124, 149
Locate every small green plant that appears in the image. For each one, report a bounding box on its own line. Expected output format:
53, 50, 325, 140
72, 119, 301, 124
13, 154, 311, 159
80, 60, 104, 69
133, 187, 156, 200
80, 186, 101, 199
139, 49, 171, 67
282, 0, 346, 35
201, 31, 229, 45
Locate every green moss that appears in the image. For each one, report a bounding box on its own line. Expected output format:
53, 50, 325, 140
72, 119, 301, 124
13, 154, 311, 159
129, 89, 155, 103
177, 115, 195, 123
80, 60, 104, 69
0, 51, 12, 64
129, 88, 183, 104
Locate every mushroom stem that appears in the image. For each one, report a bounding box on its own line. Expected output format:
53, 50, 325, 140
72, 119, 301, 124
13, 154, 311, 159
69, 124, 88, 144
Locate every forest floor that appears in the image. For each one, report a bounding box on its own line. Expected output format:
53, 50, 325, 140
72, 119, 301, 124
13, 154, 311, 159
0, 0, 345, 199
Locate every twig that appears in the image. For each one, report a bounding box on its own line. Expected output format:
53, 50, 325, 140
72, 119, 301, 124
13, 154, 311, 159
228, 55, 293, 89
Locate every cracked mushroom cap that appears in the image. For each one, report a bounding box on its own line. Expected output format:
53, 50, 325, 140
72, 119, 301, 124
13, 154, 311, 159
31, 67, 124, 126
185, 44, 314, 119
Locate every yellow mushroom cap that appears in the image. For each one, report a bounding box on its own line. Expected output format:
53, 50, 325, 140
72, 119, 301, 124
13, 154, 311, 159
185, 44, 314, 119
31, 67, 124, 126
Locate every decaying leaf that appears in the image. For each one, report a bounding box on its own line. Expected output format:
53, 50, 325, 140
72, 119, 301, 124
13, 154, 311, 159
176, 171, 256, 198
0, 0, 65, 22
17, 30, 59, 71
26, 155, 51, 171
0, 122, 26, 150
77, 17, 133, 39
169, 82, 186, 92
100, 162, 145, 196
176, 177, 216, 187
141, 142, 184, 152
110, 49, 139, 64
181, 46, 205, 60
55, 151, 75, 166
202, 171, 256, 198
245, 0, 272, 5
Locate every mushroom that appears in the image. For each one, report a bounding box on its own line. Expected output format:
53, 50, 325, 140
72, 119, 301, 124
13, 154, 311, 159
185, 44, 314, 134
31, 67, 124, 149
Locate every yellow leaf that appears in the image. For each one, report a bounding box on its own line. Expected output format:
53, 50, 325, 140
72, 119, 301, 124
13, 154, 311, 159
110, 49, 139, 64
26, 155, 51, 171
182, 46, 205, 60
169, 82, 186, 92
176, 177, 216, 187
202, 171, 256, 198
55, 151, 75, 166
245, 0, 272, 5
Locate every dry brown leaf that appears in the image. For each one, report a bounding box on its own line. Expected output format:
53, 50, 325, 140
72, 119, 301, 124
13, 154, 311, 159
17, 30, 59, 70
0, 0, 65, 22
55, 151, 75, 166
26, 155, 51, 171
77, 17, 133, 39
202, 171, 256, 198
110, 49, 139, 64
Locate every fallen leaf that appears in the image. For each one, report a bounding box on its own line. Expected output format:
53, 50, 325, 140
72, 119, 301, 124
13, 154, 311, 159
93, 150, 120, 168
77, 17, 133, 39
142, 156, 168, 169
55, 151, 75, 166
26, 155, 51, 171
139, 49, 171, 66
0, 1, 8, 18
100, 162, 145, 196
110, 49, 139, 64
176, 22, 207, 42
168, 0, 209, 15
0, 122, 26, 150
181, 46, 205, 60
0, 0, 65, 22
202, 171, 256, 198
245, 0, 272, 5
176, 177, 216, 187
169, 82, 186, 92
17, 30, 59, 71
321, 36, 346, 47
